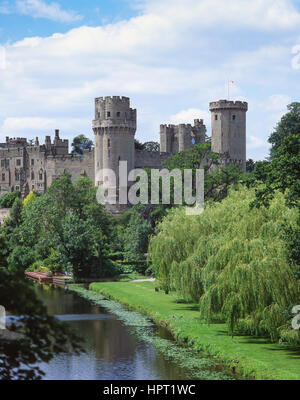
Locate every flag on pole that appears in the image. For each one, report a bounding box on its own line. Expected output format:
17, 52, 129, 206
227, 80, 234, 100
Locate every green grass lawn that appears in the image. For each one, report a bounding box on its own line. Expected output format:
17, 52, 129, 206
89, 281, 300, 380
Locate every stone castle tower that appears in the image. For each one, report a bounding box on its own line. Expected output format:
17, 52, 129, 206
92, 97, 248, 198
92, 96, 136, 189
160, 119, 206, 154
209, 100, 248, 171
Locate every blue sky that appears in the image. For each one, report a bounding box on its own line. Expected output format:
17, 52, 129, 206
0, 0, 300, 160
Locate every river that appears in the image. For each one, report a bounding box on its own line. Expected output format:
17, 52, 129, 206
34, 284, 232, 380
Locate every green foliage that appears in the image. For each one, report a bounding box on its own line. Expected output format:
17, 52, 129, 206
268, 102, 300, 158
134, 140, 160, 152
246, 159, 255, 173
0, 268, 82, 379
71, 134, 93, 155
7, 245, 36, 272
42, 248, 61, 273
0, 173, 115, 280
134, 139, 144, 150
148, 187, 299, 343
120, 205, 154, 262
0, 190, 21, 208
163, 143, 243, 203
71, 284, 230, 380
86, 281, 300, 379
142, 141, 160, 152
23, 191, 37, 208
1, 197, 23, 251
252, 134, 300, 209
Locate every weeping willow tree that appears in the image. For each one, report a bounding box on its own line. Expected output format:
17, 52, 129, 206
148, 186, 299, 343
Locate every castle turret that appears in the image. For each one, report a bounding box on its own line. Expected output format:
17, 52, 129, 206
160, 120, 206, 154
92, 96, 136, 203
209, 100, 248, 171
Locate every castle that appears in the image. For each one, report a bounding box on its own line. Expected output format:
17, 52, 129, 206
0, 96, 248, 201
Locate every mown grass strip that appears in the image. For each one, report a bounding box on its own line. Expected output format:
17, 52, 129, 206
89, 281, 300, 380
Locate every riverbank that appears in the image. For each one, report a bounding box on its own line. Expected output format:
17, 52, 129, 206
87, 281, 300, 380
69, 284, 235, 380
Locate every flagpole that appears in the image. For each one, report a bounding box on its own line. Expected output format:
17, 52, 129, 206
228, 80, 230, 100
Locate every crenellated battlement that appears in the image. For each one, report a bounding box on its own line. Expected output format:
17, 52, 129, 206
96, 96, 130, 103
93, 95, 137, 129
160, 119, 206, 153
209, 100, 248, 111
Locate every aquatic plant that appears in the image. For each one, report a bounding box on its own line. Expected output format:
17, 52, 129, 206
70, 285, 232, 380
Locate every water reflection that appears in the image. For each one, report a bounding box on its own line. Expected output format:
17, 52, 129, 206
35, 285, 193, 380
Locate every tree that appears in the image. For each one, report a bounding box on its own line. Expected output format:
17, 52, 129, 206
0, 190, 21, 209
71, 134, 93, 155
164, 143, 243, 203
0, 268, 82, 379
252, 134, 300, 209
149, 187, 299, 343
134, 139, 144, 150
1, 198, 23, 251
268, 102, 300, 158
246, 159, 255, 173
142, 141, 160, 152
122, 205, 153, 262
58, 214, 114, 281
23, 191, 37, 208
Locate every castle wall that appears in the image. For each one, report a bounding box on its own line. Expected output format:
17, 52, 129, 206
134, 150, 171, 169
45, 150, 94, 186
0, 143, 27, 196
160, 120, 206, 154
0, 97, 248, 208
0, 132, 95, 199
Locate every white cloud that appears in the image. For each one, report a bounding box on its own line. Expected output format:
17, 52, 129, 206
141, 0, 300, 31
169, 108, 210, 125
0, 117, 89, 147
0, 0, 299, 160
0, 116, 87, 132
16, 0, 82, 23
247, 135, 269, 150
264, 94, 291, 111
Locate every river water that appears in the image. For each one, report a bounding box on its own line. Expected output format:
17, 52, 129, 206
34, 284, 231, 380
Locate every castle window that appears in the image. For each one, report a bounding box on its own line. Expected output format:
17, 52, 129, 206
15, 173, 20, 181
15, 186, 19, 191
107, 112, 111, 117
232, 115, 236, 121
2, 173, 5, 181
31, 171, 34, 180
31, 159, 34, 166
17, 159, 21, 166
215, 115, 218, 120
108, 139, 111, 148
116, 112, 121, 117
108, 149, 111, 158
39, 172, 43, 181
32, 185, 35, 190
1, 160, 4, 167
